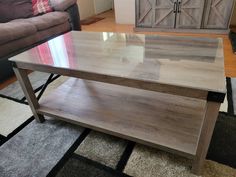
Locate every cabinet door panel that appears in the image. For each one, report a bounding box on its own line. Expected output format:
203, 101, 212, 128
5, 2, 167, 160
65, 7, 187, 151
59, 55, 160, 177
136, 0, 154, 27
203, 0, 235, 29
176, 0, 205, 29
153, 0, 176, 28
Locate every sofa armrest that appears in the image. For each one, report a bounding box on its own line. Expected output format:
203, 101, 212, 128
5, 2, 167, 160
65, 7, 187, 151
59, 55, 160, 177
66, 4, 81, 31
50, 0, 81, 31
50, 0, 77, 11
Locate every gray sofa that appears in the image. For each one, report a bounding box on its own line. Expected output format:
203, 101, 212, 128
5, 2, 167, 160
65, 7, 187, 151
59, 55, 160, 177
0, 0, 81, 81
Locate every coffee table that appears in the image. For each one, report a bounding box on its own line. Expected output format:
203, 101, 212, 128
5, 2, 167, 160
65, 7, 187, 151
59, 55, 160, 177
10, 31, 226, 175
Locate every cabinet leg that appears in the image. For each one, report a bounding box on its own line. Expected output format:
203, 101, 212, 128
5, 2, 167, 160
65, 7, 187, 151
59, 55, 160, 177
13, 66, 45, 123
191, 101, 220, 175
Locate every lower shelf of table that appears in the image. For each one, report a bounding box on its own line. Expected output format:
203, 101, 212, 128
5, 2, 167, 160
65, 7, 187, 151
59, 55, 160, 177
38, 78, 206, 158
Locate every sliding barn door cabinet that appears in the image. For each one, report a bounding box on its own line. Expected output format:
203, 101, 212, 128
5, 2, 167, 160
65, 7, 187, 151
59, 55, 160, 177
135, 0, 235, 33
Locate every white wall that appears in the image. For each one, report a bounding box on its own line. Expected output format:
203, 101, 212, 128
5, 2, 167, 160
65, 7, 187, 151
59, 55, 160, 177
114, 0, 135, 24
77, 0, 95, 20
94, 0, 113, 14
77, 0, 114, 20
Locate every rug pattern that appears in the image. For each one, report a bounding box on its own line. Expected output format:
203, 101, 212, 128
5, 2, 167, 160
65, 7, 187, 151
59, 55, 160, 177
0, 97, 32, 136
75, 131, 128, 169
0, 118, 84, 177
0, 72, 51, 100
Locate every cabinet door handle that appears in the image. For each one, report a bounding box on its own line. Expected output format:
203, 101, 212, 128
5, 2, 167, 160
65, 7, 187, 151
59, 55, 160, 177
177, 1, 181, 13
173, 2, 177, 13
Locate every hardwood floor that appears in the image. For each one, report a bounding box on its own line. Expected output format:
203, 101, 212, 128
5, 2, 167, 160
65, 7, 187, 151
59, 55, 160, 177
1, 10, 236, 89
0, 77, 17, 90
0, 70, 31, 90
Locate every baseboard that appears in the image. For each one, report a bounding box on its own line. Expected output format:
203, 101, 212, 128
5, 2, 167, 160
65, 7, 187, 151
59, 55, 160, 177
134, 27, 230, 35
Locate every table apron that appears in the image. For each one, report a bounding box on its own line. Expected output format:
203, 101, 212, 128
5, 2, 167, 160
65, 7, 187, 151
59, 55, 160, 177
13, 62, 226, 101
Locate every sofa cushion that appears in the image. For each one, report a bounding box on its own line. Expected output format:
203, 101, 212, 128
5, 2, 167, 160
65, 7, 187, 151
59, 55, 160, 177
50, 0, 76, 11
0, 21, 37, 45
0, 0, 33, 23
0, 22, 70, 59
25, 12, 69, 31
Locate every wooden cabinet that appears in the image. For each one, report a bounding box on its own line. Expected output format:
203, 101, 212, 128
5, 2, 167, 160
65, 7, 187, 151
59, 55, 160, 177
135, 0, 235, 32
176, 0, 205, 29
153, 0, 176, 28
203, 0, 235, 29
136, 0, 154, 27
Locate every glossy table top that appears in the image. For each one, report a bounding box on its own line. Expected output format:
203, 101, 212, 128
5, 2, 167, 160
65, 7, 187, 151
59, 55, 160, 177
10, 31, 226, 93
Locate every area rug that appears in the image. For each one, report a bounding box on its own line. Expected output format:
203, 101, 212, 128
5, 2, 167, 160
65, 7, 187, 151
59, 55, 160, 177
220, 93, 228, 112
0, 97, 32, 137
80, 17, 105, 25
207, 113, 236, 168
0, 118, 84, 177
75, 131, 128, 169
56, 154, 236, 177
124, 144, 236, 177
56, 155, 130, 177
0, 71, 51, 100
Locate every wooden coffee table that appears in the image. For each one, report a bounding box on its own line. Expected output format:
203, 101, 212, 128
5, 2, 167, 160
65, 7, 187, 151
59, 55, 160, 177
10, 31, 226, 175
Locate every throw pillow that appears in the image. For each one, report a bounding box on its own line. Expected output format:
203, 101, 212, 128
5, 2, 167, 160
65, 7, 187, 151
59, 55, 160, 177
32, 0, 53, 16
0, 0, 33, 23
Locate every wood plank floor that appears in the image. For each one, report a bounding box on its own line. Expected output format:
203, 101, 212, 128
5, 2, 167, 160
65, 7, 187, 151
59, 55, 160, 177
0, 70, 31, 90
1, 10, 236, 89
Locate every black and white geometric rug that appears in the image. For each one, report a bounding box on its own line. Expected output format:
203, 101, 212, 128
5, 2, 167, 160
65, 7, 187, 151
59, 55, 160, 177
0, 72, 236, 177
0, 118, 84, 177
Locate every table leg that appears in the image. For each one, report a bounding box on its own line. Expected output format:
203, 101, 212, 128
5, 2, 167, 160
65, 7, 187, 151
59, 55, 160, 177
191, 101, 220, 175
13, 66, 45, 123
